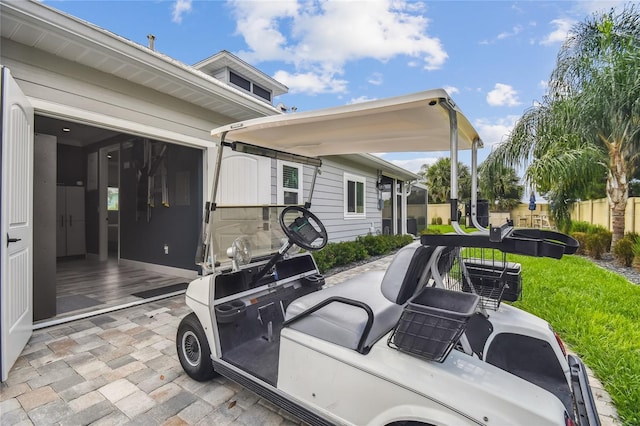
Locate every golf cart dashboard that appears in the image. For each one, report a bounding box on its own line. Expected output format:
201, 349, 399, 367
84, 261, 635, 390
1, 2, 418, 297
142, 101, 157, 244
214, 253, 319, 299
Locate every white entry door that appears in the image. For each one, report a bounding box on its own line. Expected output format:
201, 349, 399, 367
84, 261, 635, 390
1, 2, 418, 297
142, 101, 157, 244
1, 67, 34, 381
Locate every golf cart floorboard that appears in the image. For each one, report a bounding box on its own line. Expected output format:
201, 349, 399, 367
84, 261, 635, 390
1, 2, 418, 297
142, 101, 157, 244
213, 358, 334, 426
222, 334, 280, 386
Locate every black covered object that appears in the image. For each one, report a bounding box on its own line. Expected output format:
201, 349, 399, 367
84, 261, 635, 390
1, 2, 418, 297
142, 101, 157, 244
388, 287, 479, 362
463, 258, 522, 302
465, 200, 489, 227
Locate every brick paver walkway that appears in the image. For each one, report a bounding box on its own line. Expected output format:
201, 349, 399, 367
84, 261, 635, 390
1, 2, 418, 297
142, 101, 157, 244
0, 256, 619, 425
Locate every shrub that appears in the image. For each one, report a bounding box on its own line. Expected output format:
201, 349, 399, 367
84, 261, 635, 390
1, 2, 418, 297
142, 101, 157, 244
571, 232, 587, 255
625, 232, 640, 244
312, 244, 336, 273
390, 234, 414, 248
613, 237, 635, 267
313, 234, 414, 274
591, 226, 612, 253
585, 229, 612, 260
436, 216, 443, 225
571, 221, 595, 233
431, 217, 438, 225
357, 234, 391, 256
420, 228, 443, 235
633, 239, 640, 259
332, 241, 369, 265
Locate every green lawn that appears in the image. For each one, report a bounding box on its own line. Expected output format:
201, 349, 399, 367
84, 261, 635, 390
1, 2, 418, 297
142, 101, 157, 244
508, 254, 640, 425
423, 224, 640, 423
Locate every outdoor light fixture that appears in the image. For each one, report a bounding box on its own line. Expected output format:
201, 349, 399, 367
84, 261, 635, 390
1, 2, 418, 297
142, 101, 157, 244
62, 127, 70, 132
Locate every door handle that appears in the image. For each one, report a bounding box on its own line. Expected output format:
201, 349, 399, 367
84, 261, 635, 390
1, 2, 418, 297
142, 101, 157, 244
7, 233, 22, 247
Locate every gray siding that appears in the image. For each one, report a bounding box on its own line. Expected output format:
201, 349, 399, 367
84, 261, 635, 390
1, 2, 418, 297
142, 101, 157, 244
309, 157, 381, 242
269, 157, 382, 242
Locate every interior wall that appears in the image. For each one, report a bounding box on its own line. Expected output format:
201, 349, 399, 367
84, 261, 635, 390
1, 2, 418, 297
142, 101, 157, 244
33, 134, 57, 321
119, 141, 202, 271
56, 144, 85, 186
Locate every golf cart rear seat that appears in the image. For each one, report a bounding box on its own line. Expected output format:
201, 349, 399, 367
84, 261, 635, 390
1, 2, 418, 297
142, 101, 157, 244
284, 242, 436, 354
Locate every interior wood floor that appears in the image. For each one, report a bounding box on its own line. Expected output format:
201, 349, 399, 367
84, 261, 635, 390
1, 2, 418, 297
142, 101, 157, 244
54, 256, 189, 319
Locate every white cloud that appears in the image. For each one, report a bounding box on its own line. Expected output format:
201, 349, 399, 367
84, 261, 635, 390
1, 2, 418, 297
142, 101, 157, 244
229, 0, 447, 95
486, 83, 521, 107
442, 85, 459, 95
497, 25, 523, 40
172, 0, 192, 23
474, 115, 520, 146
348, 96, 378, 105
273, 70, 348, 95
368, 72, 383, 86
540, 18, 574, 45
387, 156, 439, 173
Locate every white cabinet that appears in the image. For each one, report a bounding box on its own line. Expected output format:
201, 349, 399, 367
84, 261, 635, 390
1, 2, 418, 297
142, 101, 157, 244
56, 186, 86, 257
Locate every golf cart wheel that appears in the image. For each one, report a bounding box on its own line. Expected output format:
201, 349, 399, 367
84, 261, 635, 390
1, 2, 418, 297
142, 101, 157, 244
176, 313, 218, 381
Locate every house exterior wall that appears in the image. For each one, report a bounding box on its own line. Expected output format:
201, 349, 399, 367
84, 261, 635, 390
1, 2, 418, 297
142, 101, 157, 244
307, 157, 382, 242
0, 39, 231, 146
0, 38, 226, 273
1, 36, 413, 262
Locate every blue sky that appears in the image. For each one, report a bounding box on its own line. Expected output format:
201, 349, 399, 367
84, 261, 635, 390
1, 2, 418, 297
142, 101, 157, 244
47, 0, 630, 172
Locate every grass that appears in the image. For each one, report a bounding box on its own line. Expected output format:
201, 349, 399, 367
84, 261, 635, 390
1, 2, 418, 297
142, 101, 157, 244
508, 254, 640, 425
420, 224, 640, 422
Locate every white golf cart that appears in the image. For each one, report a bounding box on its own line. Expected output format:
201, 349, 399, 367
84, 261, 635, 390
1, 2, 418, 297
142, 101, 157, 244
176, 90, 599, 426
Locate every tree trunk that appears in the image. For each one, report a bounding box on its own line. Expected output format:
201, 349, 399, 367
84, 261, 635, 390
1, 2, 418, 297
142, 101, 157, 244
606, 142, 628, 247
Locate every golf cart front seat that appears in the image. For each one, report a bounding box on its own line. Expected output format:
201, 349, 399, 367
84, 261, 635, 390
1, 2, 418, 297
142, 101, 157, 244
284, 242, 436, 354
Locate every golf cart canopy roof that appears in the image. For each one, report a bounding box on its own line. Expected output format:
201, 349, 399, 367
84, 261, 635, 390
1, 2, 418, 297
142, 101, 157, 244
211, 89, 483, 158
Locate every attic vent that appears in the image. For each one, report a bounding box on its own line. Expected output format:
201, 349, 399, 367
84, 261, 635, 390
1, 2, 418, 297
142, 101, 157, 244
230, 72, 250, 91
229, 71, 273, 103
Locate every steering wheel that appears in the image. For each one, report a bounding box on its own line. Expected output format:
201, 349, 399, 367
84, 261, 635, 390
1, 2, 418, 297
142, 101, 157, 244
279, 206, 328, 251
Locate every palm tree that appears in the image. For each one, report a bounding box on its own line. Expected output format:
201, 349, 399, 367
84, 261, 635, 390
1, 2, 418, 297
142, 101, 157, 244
420, 158, 471, 204
478, 163, 524, 212
486, 5, 640, 242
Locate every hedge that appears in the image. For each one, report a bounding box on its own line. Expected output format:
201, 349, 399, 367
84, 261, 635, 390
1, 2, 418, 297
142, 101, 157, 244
311, 234, 414, 273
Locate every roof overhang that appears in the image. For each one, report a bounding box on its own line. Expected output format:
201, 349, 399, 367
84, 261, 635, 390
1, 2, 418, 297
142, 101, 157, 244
0, 0, 281, 122
211, 89, 482, 158
193, 50, 288, 97
336, 153, 420, 181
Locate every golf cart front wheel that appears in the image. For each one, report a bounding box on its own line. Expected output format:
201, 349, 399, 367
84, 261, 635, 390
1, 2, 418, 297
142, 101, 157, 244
176, 313, 218, 381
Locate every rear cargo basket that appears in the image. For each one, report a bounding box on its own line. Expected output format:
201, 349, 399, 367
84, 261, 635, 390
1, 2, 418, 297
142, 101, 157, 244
440, 248, 521, 310
463, 258, 522, 302
388, 287, 479, 362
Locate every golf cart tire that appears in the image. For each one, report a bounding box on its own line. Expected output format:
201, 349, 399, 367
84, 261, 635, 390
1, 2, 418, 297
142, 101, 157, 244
177, 313, 218, 381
